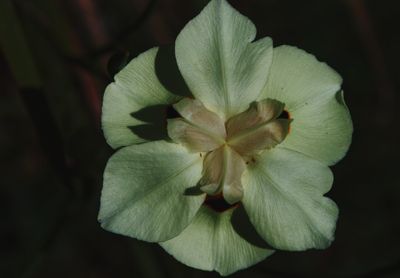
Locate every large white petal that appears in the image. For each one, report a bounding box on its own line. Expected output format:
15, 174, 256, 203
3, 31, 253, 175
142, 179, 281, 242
175, 0, 273, 120
160, 206, 274, 276
98, 141, 204, 242
242, 147, 339, 251
280, 90, 353, 165
260, 45, 352, 165
102, 48, 180, 149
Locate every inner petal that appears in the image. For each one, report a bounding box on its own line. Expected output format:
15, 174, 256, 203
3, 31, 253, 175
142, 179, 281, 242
226, 99, 284, 138
199, 146, 246, 204
167, 98, 226, 152
174, 98, 226, 138
228, 119, 290, 156
226, 99, 290, 156
167, 98, 291, 207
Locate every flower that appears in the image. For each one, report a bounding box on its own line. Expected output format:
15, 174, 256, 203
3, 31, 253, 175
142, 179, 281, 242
98, 0, 353, 275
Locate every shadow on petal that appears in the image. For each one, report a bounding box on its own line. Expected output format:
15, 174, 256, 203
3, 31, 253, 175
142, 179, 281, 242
128, 105, 168, 141
128, 123, 167, 141
131, 104, 168, 123
335, 90, 347, 106
184, 183, 205, 196
155, 44, 192, 98
129, 103, 182, 141
125, 44, 193, 142
231, 205, 273, 249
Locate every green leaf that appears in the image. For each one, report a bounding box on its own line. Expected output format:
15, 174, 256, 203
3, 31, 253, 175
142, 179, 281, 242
102, 48, 180, 149
160, 206, 274, 276
98, 141, 205, 242
260, 45, 352, 165
175, 0, 273, 120
242, 147, 339, 251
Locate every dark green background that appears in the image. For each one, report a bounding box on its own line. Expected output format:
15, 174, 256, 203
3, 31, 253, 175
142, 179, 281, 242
1, 0, 399, 277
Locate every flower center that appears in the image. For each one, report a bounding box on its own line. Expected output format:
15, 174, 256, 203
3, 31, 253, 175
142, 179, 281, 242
167, 98, 290, 208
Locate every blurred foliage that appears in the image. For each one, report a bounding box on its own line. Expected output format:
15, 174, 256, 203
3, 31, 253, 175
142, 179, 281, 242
1, 0, 400, 277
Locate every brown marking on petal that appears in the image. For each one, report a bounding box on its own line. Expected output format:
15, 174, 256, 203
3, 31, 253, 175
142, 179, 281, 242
278, 109, 292, 134
278, 110, 290, 119
245, 157, 256, 165
203, 193, 239, 212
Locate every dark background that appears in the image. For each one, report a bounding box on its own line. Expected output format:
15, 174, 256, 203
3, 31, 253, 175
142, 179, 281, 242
1, 0, 399, 277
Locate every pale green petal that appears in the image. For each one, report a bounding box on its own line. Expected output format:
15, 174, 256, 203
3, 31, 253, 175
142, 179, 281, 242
160, 206, 274, 276
175, 0, 273, 120
98, 141, 205, 242
242, 147, 338, 251
280, 90, 353, 165
260, 46, 352, 164
260, 45, 342, 110
102, 48, 180, 149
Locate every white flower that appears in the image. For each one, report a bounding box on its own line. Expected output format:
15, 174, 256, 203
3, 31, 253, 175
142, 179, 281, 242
99, 0, 353, 275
